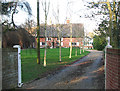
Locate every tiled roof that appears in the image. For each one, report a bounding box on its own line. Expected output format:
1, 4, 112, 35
39, 23, 84, 38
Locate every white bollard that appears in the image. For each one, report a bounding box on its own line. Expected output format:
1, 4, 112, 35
13, 45, 23, 87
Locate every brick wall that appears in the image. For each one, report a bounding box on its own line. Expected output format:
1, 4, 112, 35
106, 48, 120, 89
2, 48, 18, 89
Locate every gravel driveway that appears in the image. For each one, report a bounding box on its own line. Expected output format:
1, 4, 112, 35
21, 50, 105, 89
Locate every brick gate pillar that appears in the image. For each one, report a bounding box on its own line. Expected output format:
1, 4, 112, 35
106, 48, 120, 89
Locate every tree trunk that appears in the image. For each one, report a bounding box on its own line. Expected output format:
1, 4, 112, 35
44, 32, 47, 67
37, 0, 40, 64
83, 26, 85, 53
44, 4, 47, 67
59, 38, 61, 62
57, 26, 61, 62
107, 0, 113, 46
75, 46, 77, 56
80, 42, 81, 54
53, 39, 54, 48
44, 45, 47, 67
69, 24, 72, 58
83, 41, 84, 53
112, 1, 119, 48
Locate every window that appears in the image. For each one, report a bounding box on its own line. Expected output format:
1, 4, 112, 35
42, 42, 45, 45
72, 42, 76, 46
56, 42, 59, 46
48, 38, 51, 41
40, 42, 45, 46
57, 38, 59, 40
90, 42, 92, 44
69, 42, 77, 46
57, 37, 63, 41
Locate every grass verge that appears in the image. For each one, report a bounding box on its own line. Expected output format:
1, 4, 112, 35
21, 48, 90, 83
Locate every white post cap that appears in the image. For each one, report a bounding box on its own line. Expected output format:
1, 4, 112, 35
13, 45, 21, 48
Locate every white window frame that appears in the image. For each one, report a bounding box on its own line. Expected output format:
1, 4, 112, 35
77, 42, 79, 46
46, 37, 48, 41
61, 42, 63, 46
61, 38, 63, 41
40, 42, 42, 46
69, 42, 71, 46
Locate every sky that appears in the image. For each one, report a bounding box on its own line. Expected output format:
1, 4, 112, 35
13, 0, 106, 33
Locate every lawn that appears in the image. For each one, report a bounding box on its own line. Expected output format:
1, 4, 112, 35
21, 48, 90, 83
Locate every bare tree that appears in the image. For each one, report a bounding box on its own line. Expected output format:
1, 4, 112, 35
21, 19, 37, 34
52, 2, 62, 62
66, 1, 73, 59
57, 26, 62, 62
69, 23, 72, 58
83, 26, 85, 53
79, 40, 82, 54
41, 0, 50, 67
72, 24, 77, 56
73, 24, 84, 55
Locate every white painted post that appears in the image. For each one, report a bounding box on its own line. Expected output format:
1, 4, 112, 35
105, 37, 112, 90
13, 45, 23, 87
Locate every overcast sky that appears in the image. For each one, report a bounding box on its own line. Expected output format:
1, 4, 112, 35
13, 0, 106, 33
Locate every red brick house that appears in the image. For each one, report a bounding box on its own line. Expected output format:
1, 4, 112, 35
38, 37, 83, 48
35, 23, 85, 48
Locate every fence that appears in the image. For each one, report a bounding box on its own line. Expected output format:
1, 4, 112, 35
106, 48, 120, 89
2, 48, 18, 89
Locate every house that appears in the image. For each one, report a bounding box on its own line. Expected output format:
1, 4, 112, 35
84, 37, 93, 49
35, 23, 85, 48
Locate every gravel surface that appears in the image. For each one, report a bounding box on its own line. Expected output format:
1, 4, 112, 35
21, 50, 105, 89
